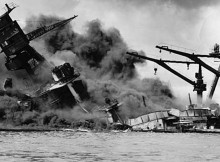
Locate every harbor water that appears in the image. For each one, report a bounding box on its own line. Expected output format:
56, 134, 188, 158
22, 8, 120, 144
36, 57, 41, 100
0, 131, 220, 162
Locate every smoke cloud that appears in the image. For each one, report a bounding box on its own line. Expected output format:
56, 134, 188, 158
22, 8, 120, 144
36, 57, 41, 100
24, 15, 178, 118
100, 0, 220, 10
24, 16, 144, 81
0, 14, 179, 129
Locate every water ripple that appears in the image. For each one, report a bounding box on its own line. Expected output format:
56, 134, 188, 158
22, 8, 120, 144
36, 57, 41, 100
1, 132, 220, 161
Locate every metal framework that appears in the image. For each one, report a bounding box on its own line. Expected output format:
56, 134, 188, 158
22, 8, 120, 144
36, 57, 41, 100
126, 51, 206, 104
156, 45, 220, 100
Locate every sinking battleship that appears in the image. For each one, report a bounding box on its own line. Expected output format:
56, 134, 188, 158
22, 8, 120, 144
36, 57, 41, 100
0, 4, 89, 111
0, 3, 125, 131
1, 3, 220, 133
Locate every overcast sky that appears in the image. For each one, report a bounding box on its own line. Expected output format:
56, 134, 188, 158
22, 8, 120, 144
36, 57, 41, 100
1, 0, 220, 103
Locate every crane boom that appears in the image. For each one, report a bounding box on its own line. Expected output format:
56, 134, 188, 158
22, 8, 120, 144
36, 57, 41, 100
126, 52, 196, 86
126, 51, 206, 104
156, 45, 220, 76
26, 15, 78, 41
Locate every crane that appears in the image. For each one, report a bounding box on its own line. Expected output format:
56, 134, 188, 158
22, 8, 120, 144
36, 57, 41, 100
156, 45, 220, 76
156, 44, 220, 100
126, 52, 206, 104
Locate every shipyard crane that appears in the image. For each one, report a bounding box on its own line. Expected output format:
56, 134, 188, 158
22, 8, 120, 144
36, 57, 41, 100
126, 52, 206, 104
0, 4, 77, 75
156, 44, 220, 100
156, 45, 220, 76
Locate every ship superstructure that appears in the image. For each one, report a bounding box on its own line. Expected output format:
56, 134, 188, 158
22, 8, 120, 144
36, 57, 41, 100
0, 3, 88, 109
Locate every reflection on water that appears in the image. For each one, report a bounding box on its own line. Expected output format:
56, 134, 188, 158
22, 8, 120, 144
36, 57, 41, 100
0, 131, 220, 162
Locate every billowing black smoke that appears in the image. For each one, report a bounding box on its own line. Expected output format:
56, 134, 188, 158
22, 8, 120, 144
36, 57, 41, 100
87, 78, 177, 119
23, 15, 178, 118
0, 15, 178, 129
24, 16, 143, 81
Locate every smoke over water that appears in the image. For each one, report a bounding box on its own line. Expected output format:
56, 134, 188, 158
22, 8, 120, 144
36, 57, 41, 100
0, 15, 181, 128
31, 15, 179, 111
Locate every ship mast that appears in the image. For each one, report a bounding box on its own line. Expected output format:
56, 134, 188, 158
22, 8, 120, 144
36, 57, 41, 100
0, 3, 77, 75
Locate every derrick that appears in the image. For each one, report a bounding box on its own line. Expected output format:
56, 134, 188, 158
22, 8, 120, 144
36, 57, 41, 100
156, 44, 220, 100
155, 45, 220, 76
126, 51, 206, 104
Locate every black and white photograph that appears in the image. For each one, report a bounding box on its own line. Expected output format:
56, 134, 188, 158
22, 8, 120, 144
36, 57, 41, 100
0, 0, 220, 161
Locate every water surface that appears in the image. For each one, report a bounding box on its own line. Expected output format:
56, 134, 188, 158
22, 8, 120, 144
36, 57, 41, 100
0, 131, 220, 162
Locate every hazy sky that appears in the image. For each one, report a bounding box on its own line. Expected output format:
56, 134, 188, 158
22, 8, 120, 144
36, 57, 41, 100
1, 0, 220, 103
